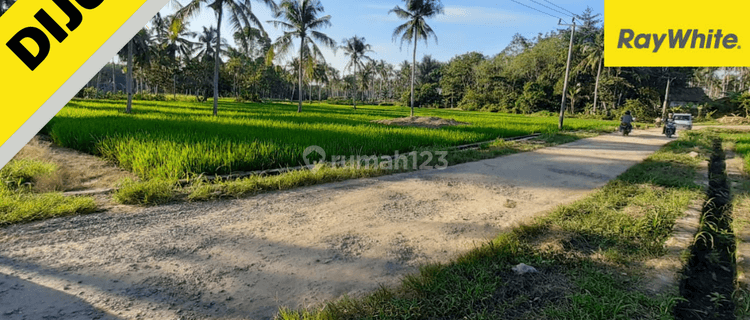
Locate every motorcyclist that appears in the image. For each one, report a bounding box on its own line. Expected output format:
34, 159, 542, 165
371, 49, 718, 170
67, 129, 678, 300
620, 111, 634, 132
662, 113, 674, 134
664, 114, 677, 137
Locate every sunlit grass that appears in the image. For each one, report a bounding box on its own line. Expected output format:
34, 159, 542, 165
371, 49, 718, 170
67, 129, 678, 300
0, 159, 96, 225
46, 99, 616, 181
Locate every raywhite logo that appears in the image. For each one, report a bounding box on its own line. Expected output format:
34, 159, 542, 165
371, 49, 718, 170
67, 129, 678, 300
618, 29, 741, 53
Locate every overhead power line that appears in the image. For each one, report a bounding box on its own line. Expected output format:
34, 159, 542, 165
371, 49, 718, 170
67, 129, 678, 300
510, 0, 565, 22
542, 0, 578, 18
529, 0, 574, 18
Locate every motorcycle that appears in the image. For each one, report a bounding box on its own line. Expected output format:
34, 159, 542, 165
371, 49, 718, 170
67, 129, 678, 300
619, 122, 632, 136
664, 121, 676, 138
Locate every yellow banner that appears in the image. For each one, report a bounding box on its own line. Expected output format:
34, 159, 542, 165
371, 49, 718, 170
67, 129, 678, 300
0, 0, 150, 147
605, 0, 750, 67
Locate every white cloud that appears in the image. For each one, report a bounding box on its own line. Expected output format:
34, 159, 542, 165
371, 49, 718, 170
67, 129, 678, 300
436, 6, 540, 26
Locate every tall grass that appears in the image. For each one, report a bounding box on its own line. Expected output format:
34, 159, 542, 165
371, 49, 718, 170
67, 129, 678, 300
0, 159, 96, 225
46, 99, 616, 180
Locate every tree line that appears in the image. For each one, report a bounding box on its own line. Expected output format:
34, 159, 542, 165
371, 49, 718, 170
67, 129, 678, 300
66, 1, 750, 120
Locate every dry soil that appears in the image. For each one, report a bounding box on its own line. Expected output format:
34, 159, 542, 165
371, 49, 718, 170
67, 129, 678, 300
0, 129, 673, 320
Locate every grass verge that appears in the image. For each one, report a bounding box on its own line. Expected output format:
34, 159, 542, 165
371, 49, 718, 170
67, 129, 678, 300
707, 128, 750, 318
275, 129, 710, 319
0, 159, 97, 225
114, 132, 599, 205
675, 138, 736, 319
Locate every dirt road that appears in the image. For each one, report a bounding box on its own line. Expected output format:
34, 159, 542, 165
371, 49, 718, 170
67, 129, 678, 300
0, 129, 673, 320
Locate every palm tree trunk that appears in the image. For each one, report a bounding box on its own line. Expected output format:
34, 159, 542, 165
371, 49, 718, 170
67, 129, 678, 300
111, 59, 116, 92
126, 40, 133, 113
353, 67, 358, 110
298, 38, 304, 113
592, 58, 602, 114
411, 33, 417, 117
213, 9, 223, 116
722, 67, 729, 97
95, 71, 101, 99
379, 78, 383, 102
741, 68, 746, 92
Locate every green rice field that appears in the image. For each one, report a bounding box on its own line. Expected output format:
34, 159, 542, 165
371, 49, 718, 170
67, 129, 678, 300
715, 129, 750, 174
44, 99, 617, 180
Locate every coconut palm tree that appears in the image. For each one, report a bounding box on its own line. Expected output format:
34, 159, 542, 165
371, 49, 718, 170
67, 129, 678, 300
118, 28, 152, 113
165, 17, 197, 98
176, 0, 277, 116
340, 36, 373, 110
325, 63, 340, 98
382, 62, 395, 100
196, 26, 229, 60
579, 30, 604, 114
0, 0, 15, 16
234, 26, 267, 58
389, 0, 444, 117
269, 0, 336, 113
312, 61, 328, 101
360, 61, 376, 103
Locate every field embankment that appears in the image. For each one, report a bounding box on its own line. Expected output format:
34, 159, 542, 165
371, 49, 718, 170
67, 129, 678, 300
675, 138, 736, 319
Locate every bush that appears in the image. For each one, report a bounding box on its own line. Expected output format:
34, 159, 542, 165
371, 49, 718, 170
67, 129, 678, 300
570, 113, 608, 120
530, 110, 555, 117
326, 98, 354, 105
483, 104, 510, 113
236, 91, 262, 103
100, 91, 127, 100
458, 101, 479, 111
515, 81, 549, 114
613, 99, 658, 121
76, 87, 100, 99
132, 93, 167, 101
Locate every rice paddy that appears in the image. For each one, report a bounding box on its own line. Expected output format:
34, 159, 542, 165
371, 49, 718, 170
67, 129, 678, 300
45, 99, 617, 180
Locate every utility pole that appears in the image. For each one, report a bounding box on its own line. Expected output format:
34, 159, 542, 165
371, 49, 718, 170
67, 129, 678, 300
661, 76, 672, 131
558, 17, 576, 130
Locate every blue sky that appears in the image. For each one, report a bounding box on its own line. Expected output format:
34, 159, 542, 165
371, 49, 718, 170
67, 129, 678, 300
158, 0, 603, 73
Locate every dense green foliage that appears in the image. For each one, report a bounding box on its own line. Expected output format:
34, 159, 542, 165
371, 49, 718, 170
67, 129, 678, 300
46, 99, 615, 180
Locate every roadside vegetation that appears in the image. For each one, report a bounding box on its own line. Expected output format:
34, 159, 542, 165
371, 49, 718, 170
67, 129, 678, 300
276, 129, 713, 319
47, 99, 616, 180
40, 99, 616, 205
0, 159, 97, 225
700, 128, 750, 318
111, 129, 600, 205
